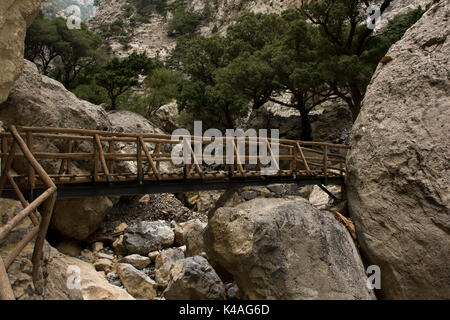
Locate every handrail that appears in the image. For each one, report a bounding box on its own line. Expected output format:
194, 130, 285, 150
0, 125, 57, 300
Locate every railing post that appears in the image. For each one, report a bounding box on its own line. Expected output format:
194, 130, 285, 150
31, 191, 57, 287
0, 258, 15, 300
137, 137, 143, 183
93, 135, 99, 182
1, 136, 6, 172
323, 145, 328, 185
27, 132, 35, 201
108, 140, 114, 174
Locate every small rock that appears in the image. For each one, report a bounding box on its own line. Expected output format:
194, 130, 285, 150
123, 220, 174, 255
155, 247, 185, 288
80, 249, 95, 263
95, 252, 115, 260
185, 221, 207, 257
114, 222, 128, 233
92, 242, 103, 253
148, 251, 159, 262
226, 283, 241, 300
117, 263, 158, 300
164, 256, 226, 300
112, 235, 127, 256
241, 190, 259, 201
94, 258, 113, 272
119, 254, 151, 270
174, 219, 206, 246
139, 194, 151, 205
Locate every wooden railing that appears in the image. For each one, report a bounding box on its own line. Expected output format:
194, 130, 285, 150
0, 126, 350, 188
0, 126, 57, 300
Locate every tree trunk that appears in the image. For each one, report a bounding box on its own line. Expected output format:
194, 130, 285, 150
298, 105, 313, 141
350, 86, 363, 121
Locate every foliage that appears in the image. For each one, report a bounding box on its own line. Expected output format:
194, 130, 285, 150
25, 12, 109, 88
144, 68, 181, 116
95, 52, 157, 110
171, 2, 423, 135
167, 5, 203, 37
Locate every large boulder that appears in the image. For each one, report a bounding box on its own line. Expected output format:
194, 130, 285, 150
0, 199, 133, 300
0, 1, 41, 104
163, 256, 226, 300
123, 221, 175, 256
0, 60, 111, 130
51, 197, 116, 240
205, 197, 374, 300
346, 2, 450, 300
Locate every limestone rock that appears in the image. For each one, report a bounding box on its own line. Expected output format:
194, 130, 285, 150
0, 60, 111, 132
0, 1, 41, 104
163, 256, 226, 300
153, 101, 179, 132
155, 247, 185, 288
174, 219, 206, 246
94, 258, 113, 273
52, 197, 115, 240
346, 1, 450, 300
205, 198, 375, 300
117, 263, 157, 300
185, 221, 207, 257
118, 254, 151, 270
123, 220, 174, 256
58, 255, 134, 300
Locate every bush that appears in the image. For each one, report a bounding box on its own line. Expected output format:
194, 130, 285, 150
167, 6, 203, 37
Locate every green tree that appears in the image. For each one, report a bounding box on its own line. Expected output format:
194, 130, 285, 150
144, 68, 181, 117
96, 52, 155, 110
299, 0, 394, 120
167, 5, 203, 37
24, 12, 61, 75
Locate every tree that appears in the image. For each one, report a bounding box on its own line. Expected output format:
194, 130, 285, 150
96, 52, 155, 110
144, 68, 181, 117
298, 0, 394, 120
24, 12, 61, 75
25, 13, 109, 88
173, 35, 249, 129
167, 5, 203, 37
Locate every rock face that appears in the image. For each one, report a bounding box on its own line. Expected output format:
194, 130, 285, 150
346, 1, 450, 300
164, 256, 226, 300
123, 221, 175, 256
205, 198, 375, 300
0, 0, 41, 104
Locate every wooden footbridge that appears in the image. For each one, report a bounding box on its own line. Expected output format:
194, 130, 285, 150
0, 125, 349, 299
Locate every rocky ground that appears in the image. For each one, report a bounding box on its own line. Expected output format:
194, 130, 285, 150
43, 183, 348, 300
